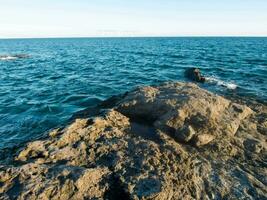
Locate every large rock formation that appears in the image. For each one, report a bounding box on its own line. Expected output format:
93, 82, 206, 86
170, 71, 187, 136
0, 82, 266, 200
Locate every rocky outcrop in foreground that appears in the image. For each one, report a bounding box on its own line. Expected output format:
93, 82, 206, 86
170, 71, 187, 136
1, 82, 266, 200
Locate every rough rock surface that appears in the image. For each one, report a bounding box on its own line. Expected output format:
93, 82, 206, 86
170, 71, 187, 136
0, 82, 266, 200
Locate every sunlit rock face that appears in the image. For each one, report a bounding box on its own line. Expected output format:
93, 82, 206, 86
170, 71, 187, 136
1, 82, 266, 200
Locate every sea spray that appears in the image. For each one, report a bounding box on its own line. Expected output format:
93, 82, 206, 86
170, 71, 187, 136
205, 76, 238, 90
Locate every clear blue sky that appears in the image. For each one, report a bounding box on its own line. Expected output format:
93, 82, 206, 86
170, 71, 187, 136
0, 0, 266, 38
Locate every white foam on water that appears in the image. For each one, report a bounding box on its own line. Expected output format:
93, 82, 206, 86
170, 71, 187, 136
205, 76, 238, 90
0, 56, 18, 61
0, 54, 29, 61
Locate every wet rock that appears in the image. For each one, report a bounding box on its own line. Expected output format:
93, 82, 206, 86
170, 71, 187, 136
1, 82, 266, 200
184, 67, 206, 83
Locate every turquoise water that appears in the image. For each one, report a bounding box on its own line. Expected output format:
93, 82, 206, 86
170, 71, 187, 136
0, 37, 266, 151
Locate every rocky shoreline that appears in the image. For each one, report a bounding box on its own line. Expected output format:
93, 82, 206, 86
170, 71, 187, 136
0, 82, 266, 200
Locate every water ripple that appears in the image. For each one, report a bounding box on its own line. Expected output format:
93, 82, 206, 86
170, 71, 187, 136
0, 37, 266, 150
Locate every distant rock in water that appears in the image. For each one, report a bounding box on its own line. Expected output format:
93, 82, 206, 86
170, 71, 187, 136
184, 67, 206, 83
0, 54, 29, 60
184, 67, 238, 90
1, 82, 266, 200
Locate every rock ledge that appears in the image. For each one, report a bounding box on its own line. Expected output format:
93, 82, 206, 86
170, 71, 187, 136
0, 82, 266, 200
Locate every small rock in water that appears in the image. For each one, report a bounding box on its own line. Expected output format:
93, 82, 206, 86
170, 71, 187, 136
184, 67, 206, 83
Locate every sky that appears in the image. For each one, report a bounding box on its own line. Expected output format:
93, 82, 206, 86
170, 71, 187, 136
0, 0, 267, 38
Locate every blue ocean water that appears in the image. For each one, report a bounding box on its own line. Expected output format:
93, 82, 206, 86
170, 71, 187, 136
0, 37, 266, 150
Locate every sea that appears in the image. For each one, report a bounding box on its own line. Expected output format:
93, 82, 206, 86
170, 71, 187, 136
0, 37, 266, 152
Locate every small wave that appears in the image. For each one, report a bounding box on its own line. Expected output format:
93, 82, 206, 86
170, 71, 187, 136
205, 77, 238, 90
0, 54, 29, 61
0, 56, 17, 61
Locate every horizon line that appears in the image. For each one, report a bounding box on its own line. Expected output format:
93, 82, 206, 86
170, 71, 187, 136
0, 35, 267, 40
